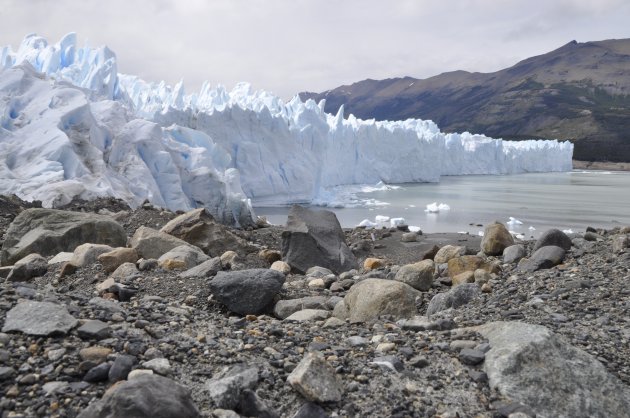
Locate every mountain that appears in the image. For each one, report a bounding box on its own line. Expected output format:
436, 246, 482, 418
0, 34, 572, 219
300, 39, 630, 162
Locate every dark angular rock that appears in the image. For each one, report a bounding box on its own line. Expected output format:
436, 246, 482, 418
292, 402, 329, 418
533, 228, 572, 252
77, 320, 111, 340
77, 374, 200, 418
459, 348, 485, 365
6, 253, 48, 282
237, 389, 279, 418
518, 246, 566, 272
206, 364, 259, 410
503, 244, 526, 264
108, 354, 135, 382
426, 283, 480, 317
281, 205, 358, 274
210, 269, 285, 315
83, 363, 111, 383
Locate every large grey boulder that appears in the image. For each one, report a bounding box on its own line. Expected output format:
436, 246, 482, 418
1, 209, 126, 266
157, 245, 210, 270
160, 208, 251, 256
477, 321, 630, 418
71, 243, 114, 267
77, 374, 200, 418
281, 205, 357, 274
518, 246, 566, 273
129, 226, 193, 260
481, 222, 514, 256
433, 245, 465, 264
426, 283, 480, 317
2, 301, 78, 336
533, 228, 572, 252
6, 253, 48, 282
273, 296, 329, 319
209, 269, 285, 315
333, 278, 419, 323
394, 259, 435, 291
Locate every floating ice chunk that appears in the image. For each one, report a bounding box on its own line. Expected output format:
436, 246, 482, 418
390, 218, 406, 227
358, 219, 377, 228
507, 217, 523, 226
478, 231, 485, 237
515, 234, 525, 240
528, 226, 536, 231
562, 229, 574, 234
425, 202, 451, 213
408, 226, 422, 232
375, 215, 390, 223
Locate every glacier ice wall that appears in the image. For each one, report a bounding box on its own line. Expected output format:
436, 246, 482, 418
0, 33, 574, 220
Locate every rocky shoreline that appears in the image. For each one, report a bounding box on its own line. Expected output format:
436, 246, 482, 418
0, 195, 629, 418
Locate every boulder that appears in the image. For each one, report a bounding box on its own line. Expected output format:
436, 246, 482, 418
394, 260, 435, 291
273, 296, 329, 319
426, 283, 480, 317
285, 309, 331, 322
401, 232, 417, 242
109, 262, 140, 281
160, 208, 250, 256
1, 209, 126, 266
2, 301, 78, 336
477, 321, 630, 418
447, 255, 499, 278
287, 352, 342, 403
71, 243, 114, 267
209, 269, 285, 315
281, 205, 357, 274
452, 271, 475, 286
434, 245, 465, 264
158, 245, 210, 270
481, 222, 514, 256
333, 278, 419, 323
533, 228, 572, 252
503, 244, 526, 264
129, 226, 193, 260
6, 253, 48, 282
77, 374, 200, 418
363, 258, 385, 271
206, 364, 259, 410
270, 260, 291, 274
518, 246, 566, 272
179, 257, 222, 279
97, 247, 139, 273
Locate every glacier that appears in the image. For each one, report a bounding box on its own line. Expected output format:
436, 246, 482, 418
0, 34, 574, 225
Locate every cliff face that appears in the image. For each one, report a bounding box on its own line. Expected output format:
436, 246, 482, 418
301, 39, 630, 162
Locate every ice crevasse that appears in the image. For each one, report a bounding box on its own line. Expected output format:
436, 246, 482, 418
0, 33, 574, 225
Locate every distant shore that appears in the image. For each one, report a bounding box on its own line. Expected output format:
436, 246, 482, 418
573, 160, 630, 171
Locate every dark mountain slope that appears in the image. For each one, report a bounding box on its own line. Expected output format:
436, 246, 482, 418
300, 39, 630, 161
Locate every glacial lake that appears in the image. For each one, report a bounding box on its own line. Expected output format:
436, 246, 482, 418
255, 170, 630, 238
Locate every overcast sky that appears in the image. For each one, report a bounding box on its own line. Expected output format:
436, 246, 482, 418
2, 0, 630, 98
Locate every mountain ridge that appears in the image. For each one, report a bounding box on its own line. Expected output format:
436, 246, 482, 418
300, 38, 630, 162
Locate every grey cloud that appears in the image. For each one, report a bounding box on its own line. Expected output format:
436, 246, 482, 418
1, 0, 629, 98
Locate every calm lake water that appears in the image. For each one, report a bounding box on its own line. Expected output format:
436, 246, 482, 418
255, 171, 630, 238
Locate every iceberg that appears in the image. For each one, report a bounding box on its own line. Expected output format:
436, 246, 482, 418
0, 34, 574, 224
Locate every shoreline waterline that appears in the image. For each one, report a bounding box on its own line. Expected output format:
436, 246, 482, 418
254, 170, 630, 237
